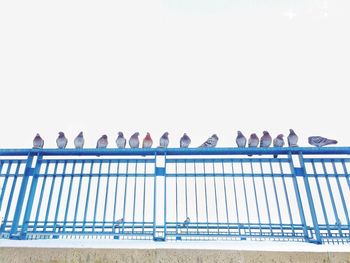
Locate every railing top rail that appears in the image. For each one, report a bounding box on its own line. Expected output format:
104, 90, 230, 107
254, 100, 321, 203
1, 147, 350, 156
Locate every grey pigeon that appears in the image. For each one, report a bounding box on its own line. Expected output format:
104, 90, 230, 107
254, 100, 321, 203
273, 134, 285, 158
199, 134, 218, 148
308, 136, 337, 147
183, 216, 190, 227
33, 133, 44, 148
116, 132, 126, 149
180, 133, 191, 148
248, 133, 259, 156
260, 131, 272, 148
56, 132, 68, 149
74, 132, 84, 149
159, 132, 169, 148
236, 131, 247, 148
96, 135, 108, 148
287, 129, 298, 147
129, 132, 140, 148
114, 218, 124, 229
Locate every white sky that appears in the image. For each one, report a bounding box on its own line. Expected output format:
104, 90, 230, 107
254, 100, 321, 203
1, 0, 350, 149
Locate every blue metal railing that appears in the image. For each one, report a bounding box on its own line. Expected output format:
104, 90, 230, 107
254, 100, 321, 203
0, 147, 349, 244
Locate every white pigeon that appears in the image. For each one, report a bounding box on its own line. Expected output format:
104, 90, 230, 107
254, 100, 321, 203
74, 132, 84, 149
129, 132, 140, 148
96, 135, 108, 148
116, 132, 126, 149
287, 129, 298, 147
56, 132, 68, 149
199, 134, 218, 148
33, 133, 44, 148
236, 131, 247, 148
308, 136, 337, 147
273, 134, 285, 158
159, 132, 169, 148
260, 131, 272, 148
180, 133, 191, 148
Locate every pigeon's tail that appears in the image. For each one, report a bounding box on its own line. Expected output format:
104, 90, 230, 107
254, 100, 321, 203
328, 139, 338, 145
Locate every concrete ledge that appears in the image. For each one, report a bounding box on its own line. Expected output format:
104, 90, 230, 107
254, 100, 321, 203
0, 247, 349, 263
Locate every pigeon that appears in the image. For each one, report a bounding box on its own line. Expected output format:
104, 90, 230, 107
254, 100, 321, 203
183, 217, 190, 227
273, 134, 285, 158
260, 131, 272, 148
74, 132, 84, 149
116, 132, 126, 149
129, 132, 140, 148
308, 136, 338, 147
33, 133, 44, 149
180, 133, 191, 148
56, 132, 68, 149
142, 132, 153, 148
96, 135, 108, 148
236, 131, 247, 148
159, 132, 169, 148
114, 218, 124, 229
287, 129, 298, 147
199, 134, 218, 148
248, 133, 259, 156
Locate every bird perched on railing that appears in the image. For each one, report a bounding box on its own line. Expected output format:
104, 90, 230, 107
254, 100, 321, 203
142, 132, 153, 148
33, 133, 44, 149
180, 133, 191, 148
183, 217, 190, 227
199, 134, 218, 148
273, 134, 285, 158
159, 132, 169, 148
114, 218, 124, 229
287, 129, 298, 147
308, 136, 338, 147
129, 132, 140, 148
248, 133, 259, 156
96, 135, 108, 148
116, 132, 126, 149
236, 131, 247, 148
260, 131, 272, 148
74, 132, 84, 149
56, 132, 68, 149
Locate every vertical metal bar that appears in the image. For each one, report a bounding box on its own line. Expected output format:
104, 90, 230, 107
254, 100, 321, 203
250, 162, 262, 236
9, 156, 33, 239
53, 161, 67, 233
92, 160, 102, 233
241, 161, 251, 236
63, 161, 76, 233
203, 162, 209, 234
185, 160, 188, 219
341, 161, 350, 233
102, 160, 111, 232
73, 161, 85, 232
132, 160, 138, 233
212, 162, 219, 234
83, 161, 94, 232
221, 161, 230, 234
297, 154, 321, 243
43, 161, 59, 232
164, 155, 167, 240
122, 160, 130, 235
231, 162, 239, 225
321, 161, 342, 237
0, 161, 13, 233
152, 157, 156, 239
269, 161, 284, 236
0, 161, 10, 210
142, 161, 146, 233
260, 161, 272, 236
175, 160, 178, 233
113, 160, 120, 225
194, 160, 199, 234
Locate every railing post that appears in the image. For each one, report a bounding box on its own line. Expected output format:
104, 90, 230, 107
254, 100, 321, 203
20, 154, 43, 239
9, 153, 41, 239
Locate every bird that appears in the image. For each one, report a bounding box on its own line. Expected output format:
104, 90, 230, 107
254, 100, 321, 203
56, 132, 68, 149
114, 218, 124, 229
96, 135, 108, 148
199, 134, 218, 148
287, 129, 298, 147
260, 131, 272, 148
308, 136, 338, 147
142, 132, 153, 148
273, 134, 285, 158
116, 132, 126, 149
248, 133, 259, 156
236, 131, 247, 148
183, 217, 190, 227
159, 132, 169, 148
129, 132, 140, 148
180, 133, 191, 148
74, 132, 84, 149
33, 133, 44, 148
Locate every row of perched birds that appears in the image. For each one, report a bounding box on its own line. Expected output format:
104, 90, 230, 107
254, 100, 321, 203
32, 129, 338, 149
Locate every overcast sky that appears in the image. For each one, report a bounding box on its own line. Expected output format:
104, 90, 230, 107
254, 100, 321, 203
0, 0, 349, 149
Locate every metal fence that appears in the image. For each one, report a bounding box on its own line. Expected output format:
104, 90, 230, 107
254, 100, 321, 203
0, 148, 349, 244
